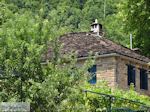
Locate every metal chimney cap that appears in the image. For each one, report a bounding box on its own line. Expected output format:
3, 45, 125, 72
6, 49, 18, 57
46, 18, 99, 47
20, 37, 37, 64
95, 19, 98, 23
91, 19, 102, 26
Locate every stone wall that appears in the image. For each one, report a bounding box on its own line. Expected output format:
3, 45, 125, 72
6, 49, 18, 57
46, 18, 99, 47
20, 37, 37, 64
77, 55, 150, 96
96, 56, 117, 87
77, 56, 117, 87
116, 57, 150, 96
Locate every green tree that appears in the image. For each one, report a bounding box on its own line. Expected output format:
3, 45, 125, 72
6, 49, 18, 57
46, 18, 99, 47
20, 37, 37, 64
1, 1, 150, 112
119, 0, 150, 56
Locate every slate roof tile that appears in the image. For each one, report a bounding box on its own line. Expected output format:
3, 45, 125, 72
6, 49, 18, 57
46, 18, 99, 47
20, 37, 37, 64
45, 32, 150, 63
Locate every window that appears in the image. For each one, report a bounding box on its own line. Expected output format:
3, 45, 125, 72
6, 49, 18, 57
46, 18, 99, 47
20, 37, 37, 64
88, 65, 97, 84
127, 65, 136, 86
140, 69, 148, 90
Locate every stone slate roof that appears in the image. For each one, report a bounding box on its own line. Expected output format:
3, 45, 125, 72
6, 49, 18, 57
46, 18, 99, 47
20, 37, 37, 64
46, 32, 150, 63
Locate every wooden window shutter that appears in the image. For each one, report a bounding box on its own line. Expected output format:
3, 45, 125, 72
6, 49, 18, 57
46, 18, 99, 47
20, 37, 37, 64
88, 65, 97, 84
127, 65, 136, 86
140, 69, 148, 90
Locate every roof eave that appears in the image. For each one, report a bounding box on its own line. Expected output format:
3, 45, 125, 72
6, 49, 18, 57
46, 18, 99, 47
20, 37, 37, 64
78, 53, 150, 67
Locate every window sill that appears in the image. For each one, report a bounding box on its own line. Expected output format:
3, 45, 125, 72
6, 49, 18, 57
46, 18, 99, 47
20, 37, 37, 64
140, 89, 148, 91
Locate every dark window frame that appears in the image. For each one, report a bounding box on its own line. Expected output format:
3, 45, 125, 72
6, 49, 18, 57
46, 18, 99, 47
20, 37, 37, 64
127, 65, 136, 87
140, 69, 148, 90
88, 65, 97, 84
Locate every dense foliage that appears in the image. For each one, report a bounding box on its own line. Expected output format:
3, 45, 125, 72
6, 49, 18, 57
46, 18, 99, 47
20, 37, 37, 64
0, 0, 150, 111
118, 0, 150, 56
1, 0, 150, 52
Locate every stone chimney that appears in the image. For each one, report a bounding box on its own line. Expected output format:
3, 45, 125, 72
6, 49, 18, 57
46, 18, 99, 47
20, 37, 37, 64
91, 19, 102, 36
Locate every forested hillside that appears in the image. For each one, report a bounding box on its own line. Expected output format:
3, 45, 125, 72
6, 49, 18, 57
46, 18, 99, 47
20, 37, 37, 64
1, 0, 150, 56
0, 0, 150, 111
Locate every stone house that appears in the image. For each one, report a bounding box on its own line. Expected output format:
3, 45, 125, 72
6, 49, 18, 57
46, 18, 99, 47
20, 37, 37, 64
46, 20, 150, 96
